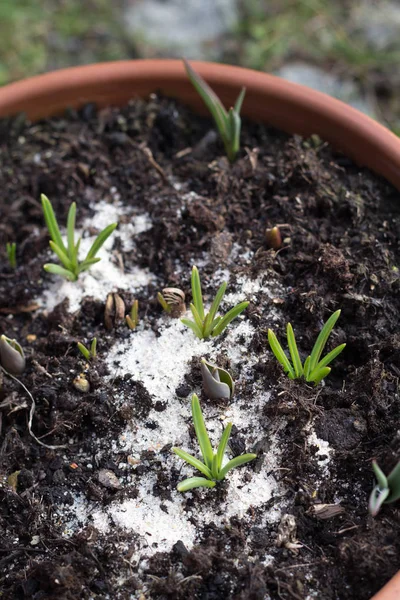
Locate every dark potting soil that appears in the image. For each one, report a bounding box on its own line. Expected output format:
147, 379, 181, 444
0, 94, 399, 600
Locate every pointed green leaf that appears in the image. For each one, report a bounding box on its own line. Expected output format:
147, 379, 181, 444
90, 338, 97, 357
181, 318, 203, 339
49, 241, 74, 271
78, 257, 101, 273
268, 329, 295, 378
158, 292, 172, 313
286, 323, 303, 378
211, 301, 249, 337
216, 422, 232, 472
71, 236, 81, 270
309, 310, 341, 373
191, 266, 204, 321
177, 477, 216, 492
204, 281, 227, 337
190, 303, 205, 334
303, 355, 311, 380
172, 447, 213, 479
85, 222, 117, 260
218, 453, 257, 480
386, 461, 400, 503
184, 59, 228, 136
233, 87, 246, 114
77, 342, 91, 361
67, 202, 76, 259
307, 366, 331, 385
191, 394, 214, 469
43, 263, 76, 281
369, 461, 390, 516
315, 343, 346, 370
41, 194, 66, 252
211, 453, 219, 480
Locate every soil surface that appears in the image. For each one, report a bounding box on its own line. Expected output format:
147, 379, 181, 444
0, 95, 399, 600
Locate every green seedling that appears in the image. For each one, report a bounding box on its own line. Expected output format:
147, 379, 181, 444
77, 338, 97, 361
172, 393, 256, 492
6, 242, 17, 269
126, 300, 139, 330
181, 266, 248, 339
201, 358, 234, 400
0, 335, 25, 375
41, 194, 117, 281
369, 459, 400, 517
268, 310, 346, 385
184, 59, 246, 163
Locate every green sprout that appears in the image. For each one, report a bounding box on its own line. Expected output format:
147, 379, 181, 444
172, 393, 256, 492
184, 60, 246, 163
77, 338, 97, 361
268, 310, 346, 385
0, 335, 25, 375
41, 194, 117, 281
181, 266, 248, 339
126, 300, 139, 330
6, 242, 17, 269
369, 460, 400, 517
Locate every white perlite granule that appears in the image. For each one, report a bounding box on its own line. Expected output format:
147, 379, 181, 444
38, 200, 154, 313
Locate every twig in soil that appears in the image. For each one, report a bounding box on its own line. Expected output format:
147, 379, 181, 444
0, 367, 66, 450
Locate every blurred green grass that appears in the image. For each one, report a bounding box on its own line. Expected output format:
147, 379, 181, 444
0, 0, 399, 129
0, 0, 134, 85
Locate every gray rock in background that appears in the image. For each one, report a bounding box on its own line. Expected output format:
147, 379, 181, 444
124, 0, 239, 60
351, 0, 400, 51
275, 62, 376, 117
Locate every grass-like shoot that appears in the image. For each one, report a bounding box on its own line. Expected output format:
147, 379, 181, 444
41, 194, 117, 281
201, 358, 234, 400
268, 310, 345, 385
0, 335, 25, 375
184, 59, 246, 163
172, 393, 256, 492
126, 300, 139, 330
369, 459, 400, 517
6, 242, 17, 269
77, 338, 97, 361
181, 266, 248, 339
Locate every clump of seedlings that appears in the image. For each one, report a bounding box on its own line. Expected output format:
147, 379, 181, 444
268, 310, 346, 385
41, 194, 117, 281
201, 358, 234, 400
369, 459, 400, 517
172, 393, 256, 492
77, 338, 97, 361
0, 335, 25, 375
181, 266, 248, 339
184, 59, 246, 163
157, 288, 186, 317
6, 242, 17, 269
126, 300, 139, 330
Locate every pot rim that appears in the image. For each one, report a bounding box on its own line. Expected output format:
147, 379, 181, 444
0, 59, 400, 190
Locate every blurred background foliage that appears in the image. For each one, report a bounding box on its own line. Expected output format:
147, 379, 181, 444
1, 0, 399, 131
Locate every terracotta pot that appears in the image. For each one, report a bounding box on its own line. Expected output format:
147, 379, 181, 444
0, 59, 399, 599
371, 570, 400, 600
